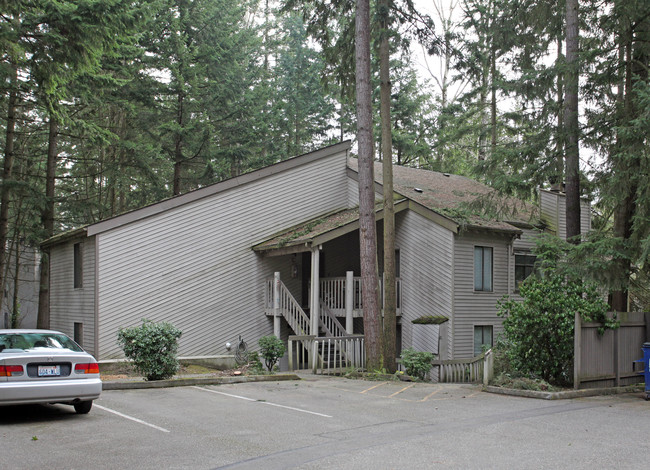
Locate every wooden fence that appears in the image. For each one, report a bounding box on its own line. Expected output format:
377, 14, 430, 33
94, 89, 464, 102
395, 350, 494, 385
575, 312, 649, 389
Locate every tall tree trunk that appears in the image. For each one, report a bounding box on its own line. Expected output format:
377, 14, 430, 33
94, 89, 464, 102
173, 92, 184, 195
478, 73, 488, 161
37, 117, 58, 329
611, 8, 649, 311
553, 37, 564, 190
11, 238, 21, 328
490, 41, 497, 153
355, 0, 382, 371
564, 0, 581, 242
0, 64, 19, 316
379, 0, 396, 373
610, 22, 632, 312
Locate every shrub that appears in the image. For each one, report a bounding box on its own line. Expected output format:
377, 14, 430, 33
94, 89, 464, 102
246, 351, 264, 374
258, 335, 286, 372
497, 273, 614, 386
400, 348, 435, 381
117, 319, 182, 381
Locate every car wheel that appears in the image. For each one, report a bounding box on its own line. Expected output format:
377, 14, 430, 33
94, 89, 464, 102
74, 401, 93, 414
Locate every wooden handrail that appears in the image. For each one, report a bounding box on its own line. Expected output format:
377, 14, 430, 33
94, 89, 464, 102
276, 281, 310, 336
319, 301, 346, 337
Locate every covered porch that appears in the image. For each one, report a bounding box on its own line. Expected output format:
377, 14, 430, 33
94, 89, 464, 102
254, 202, 408, 339
253, 203, 408, 373
263, 271, 402, 334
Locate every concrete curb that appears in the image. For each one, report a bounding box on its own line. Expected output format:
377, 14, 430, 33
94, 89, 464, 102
102, 373, 301, 391
484, 384, 644, 400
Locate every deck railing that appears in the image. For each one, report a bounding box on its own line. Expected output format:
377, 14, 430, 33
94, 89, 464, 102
319, 277, 362, 312
288, 334, 365, 374
319, 276, 401, 316
265, 278, 310, 336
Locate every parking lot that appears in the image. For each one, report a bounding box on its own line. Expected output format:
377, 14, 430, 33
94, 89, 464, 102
1, 375, 649, 469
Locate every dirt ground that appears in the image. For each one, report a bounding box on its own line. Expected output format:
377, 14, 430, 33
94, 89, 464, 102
99, 362, 252, 381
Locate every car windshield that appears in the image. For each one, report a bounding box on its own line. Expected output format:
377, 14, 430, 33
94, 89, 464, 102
0, 333, 83, 352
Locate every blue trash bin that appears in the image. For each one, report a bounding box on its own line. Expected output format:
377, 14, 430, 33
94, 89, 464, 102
641, 343, 650, 400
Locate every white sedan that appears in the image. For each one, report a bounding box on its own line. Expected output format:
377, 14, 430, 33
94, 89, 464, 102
0, 329, 102, 414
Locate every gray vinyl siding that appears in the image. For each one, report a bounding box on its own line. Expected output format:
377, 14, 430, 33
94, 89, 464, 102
347, 178, 359, 207
541, 190, 564, 237
395, 211, 454, 359
49, 237, 96, 355
95, 150, 349, 359
513, 228, 539, 252
345, 171, 384, 208
580, 200, 591, 233
452, 231, 512, 358
540, 190, 591, 238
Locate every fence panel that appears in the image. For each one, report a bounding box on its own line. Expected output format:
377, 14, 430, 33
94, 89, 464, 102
577, 312, 647, 389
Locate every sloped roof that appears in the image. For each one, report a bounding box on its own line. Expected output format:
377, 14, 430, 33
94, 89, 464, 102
347, 158, 539, 233
254, 160, 539, 254
253, 200, 409, 255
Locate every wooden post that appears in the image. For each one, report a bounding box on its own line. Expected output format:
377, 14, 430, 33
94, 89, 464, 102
273, 272, 281, 338
346, 271, 354, 334
483, 349, 494, 387
288, 338, 294, 371
311, 339, 319, 373
574, 311, 581, 390
310, 247, 320, 337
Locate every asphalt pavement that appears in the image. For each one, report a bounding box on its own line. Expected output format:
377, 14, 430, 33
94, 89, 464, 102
1, 374, 648, 469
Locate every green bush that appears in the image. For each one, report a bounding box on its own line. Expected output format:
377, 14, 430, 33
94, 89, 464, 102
497, 273, 614, 386
117, 319, 182, 381
258, 335, 286, 372
246, 351, 264, 374
400, 348, 435, 381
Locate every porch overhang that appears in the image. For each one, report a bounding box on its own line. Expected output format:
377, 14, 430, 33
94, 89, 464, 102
252, 199, 409, 257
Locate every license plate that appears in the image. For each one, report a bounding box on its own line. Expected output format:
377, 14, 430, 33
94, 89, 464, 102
38, 365, 61, 377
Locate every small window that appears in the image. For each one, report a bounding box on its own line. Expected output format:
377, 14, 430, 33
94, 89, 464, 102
474, 325, 493, 356
474, 246, 493, 292
74, 322, 83, 347
74, 243, 83, 289
515, 253, 537, 290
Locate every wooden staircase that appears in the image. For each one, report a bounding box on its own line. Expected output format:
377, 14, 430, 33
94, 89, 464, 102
267, 277, 362, 373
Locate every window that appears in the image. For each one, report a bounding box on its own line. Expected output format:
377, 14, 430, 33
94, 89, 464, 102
74, 322, 83, 347
515, 253, 537, 290
474, 246, 493, 291
474, 325, 493, 356
73, 243, 83, 288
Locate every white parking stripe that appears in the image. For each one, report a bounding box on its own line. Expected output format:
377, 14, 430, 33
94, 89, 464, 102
94, 404, 171, 433
191, 386, 332, 418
